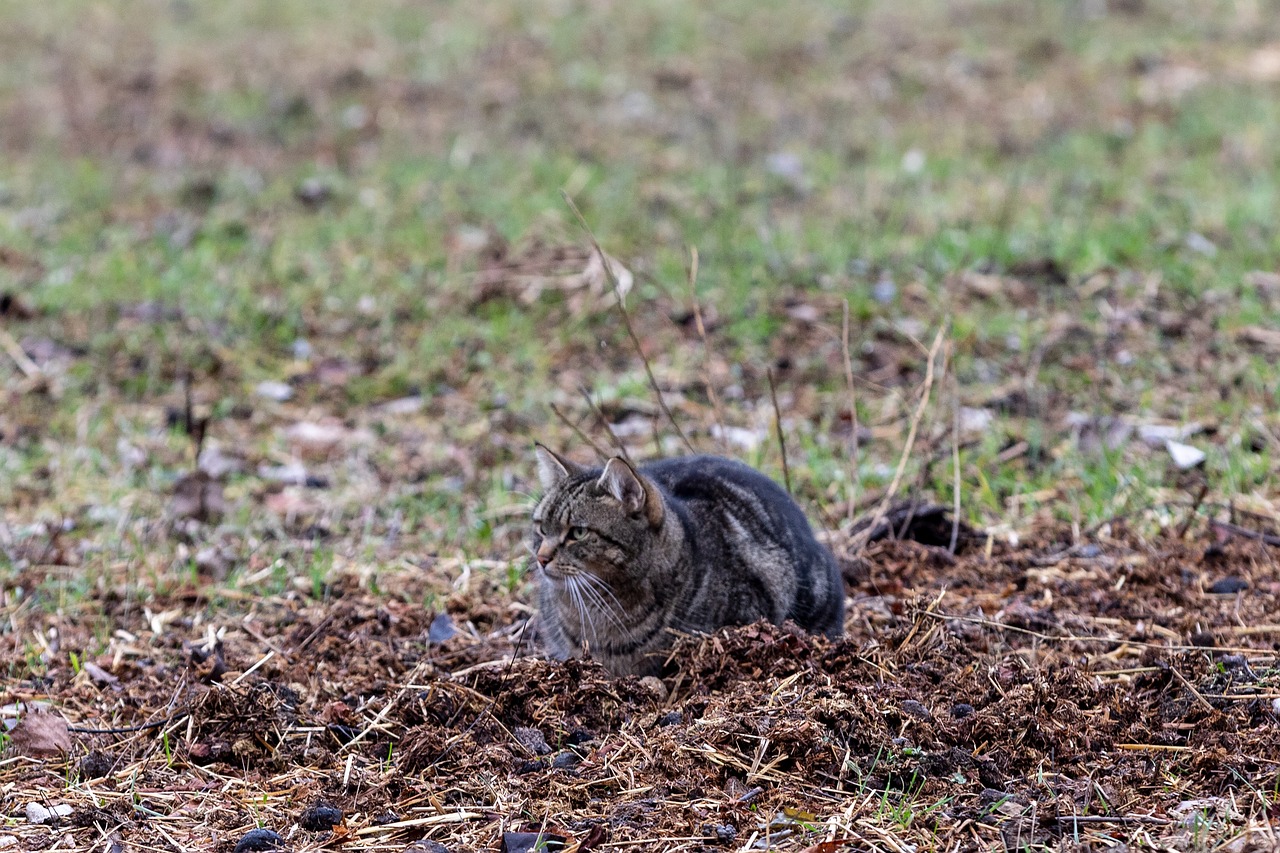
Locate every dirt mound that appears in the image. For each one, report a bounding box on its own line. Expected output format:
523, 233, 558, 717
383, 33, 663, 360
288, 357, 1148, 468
3, 529, 1277, 851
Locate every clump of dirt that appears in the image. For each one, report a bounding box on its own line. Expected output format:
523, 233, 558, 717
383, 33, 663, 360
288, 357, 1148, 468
4, 528, 1279, 851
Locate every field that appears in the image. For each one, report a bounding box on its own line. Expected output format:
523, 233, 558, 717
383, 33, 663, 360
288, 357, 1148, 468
2, 0, 1280, 850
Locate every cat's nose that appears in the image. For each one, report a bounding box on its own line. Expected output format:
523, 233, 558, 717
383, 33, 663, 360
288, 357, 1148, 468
536, 542, 556, 566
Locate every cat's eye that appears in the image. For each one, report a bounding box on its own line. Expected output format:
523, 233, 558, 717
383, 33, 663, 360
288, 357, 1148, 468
567, 526, 589, 541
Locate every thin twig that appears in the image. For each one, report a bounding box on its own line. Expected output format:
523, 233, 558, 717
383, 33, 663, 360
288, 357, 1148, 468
949, 343, 962, 555
687, 245, 727, 454
841, 299, 861, 526
0, 328, 40, 378
1175, 481, 1209, 539
562, 190, 694, 454
549, 402, 610, 460
1211, 520, 1280, 547
1170, 667, 1216, 714
852, 326, 947, 553
921, 609, 1273, 655
578, 385, 633, 465
766, 368, 791, 496
69, 711, 189, 735
1053, 814, 1171, 826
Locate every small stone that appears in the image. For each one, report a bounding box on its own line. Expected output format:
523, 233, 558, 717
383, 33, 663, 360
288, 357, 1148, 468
299, 802, 344, 831
513, 726, 551, 756
233, 829, 288, 853
295, 178, 334, 209
255, 380, 294, 402
284, 421, 347, 459
1209, 577, 1248, 595
637, 675, 668, 702
403, 842, 450, 853
427, 612, 457, 643
702, 823, 737, 842
551, 751, 580, 769
1189, 631, 1216, 648
501, 832, 566, 853
78, 751, 114, 779
656, 711, 683, 727
951, 703, 976, 720
25, 802, 73, 824
1166, 440, 1206, 470
901, 699, 932, 719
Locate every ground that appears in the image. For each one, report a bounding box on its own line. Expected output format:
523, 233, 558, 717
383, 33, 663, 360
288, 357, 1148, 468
1, 1, 1279, 850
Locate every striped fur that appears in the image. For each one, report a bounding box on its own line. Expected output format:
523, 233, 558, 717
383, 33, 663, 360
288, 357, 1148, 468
530, 447, 845, 676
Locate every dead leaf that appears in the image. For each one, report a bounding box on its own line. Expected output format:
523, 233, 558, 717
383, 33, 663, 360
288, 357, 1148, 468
82, 661, 118, 686
8, 708, 72, 758
1237, 325, 1280, 354
170, 470, 227, 522
255, 380, 294, 402
1166, 440, 1206, 470
284, 420, 348, 460
799, 841, 855, 853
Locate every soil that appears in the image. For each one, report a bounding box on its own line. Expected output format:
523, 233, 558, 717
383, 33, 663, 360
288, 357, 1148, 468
5, 521, 1280, 852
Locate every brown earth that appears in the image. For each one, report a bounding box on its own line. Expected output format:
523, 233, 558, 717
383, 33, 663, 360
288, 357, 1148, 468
4, 520, 1279, 852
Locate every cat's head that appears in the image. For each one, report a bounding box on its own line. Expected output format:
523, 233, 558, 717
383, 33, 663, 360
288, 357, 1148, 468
530, 444, 666, 587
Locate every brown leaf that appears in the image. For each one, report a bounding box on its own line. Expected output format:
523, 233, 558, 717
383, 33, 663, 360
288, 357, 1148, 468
169, 470, 227, 522
284, 420, 349, 460
82, 661, 119, 686
1237, 325, 1280, 355
8, 707, 72, 757
799, 841, 854, 853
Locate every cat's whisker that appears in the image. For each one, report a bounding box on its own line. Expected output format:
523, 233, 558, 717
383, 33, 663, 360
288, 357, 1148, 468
573, 573, 635, 641
576, 572, 636, 638
567, 575, 593, 645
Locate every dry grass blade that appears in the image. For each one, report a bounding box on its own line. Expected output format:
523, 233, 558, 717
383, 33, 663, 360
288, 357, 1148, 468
767, 367, 791, 495
0, 328, 41, 378
562, 190, 695, 455
687, 245, 728, 454
851, 325, 947, 552
948, 343, 961, 554
578, 385, 634, 465
550, 401, 611, 460
841, 299, 861, 525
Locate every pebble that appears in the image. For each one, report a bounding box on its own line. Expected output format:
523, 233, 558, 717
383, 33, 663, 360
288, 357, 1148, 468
551, 751, 580, 770
233, 828, 288, 853
951, 703, 976, 719
501, 832, 566, 853
25, 802, 73, 824
513, 726, 551, 756
299, 802, 343, 831
1209, 577, 1248, 595
79, 751, 114, 779
428, 612, 458, 643
901, 699, 932, 719
255, 380, 294, 402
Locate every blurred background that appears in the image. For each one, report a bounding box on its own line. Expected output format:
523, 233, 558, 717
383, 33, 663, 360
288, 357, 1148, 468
1, 0, 1279, 582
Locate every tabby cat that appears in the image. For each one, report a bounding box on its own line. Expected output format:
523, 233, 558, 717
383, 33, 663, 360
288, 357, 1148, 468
530, 445, 845, 676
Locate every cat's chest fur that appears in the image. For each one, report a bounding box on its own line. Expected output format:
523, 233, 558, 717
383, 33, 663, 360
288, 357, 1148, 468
530, 447, 844, 676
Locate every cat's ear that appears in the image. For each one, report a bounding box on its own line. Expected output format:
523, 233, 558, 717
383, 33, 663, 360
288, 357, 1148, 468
535, 444, 582, 490
598, 458, 663, 525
